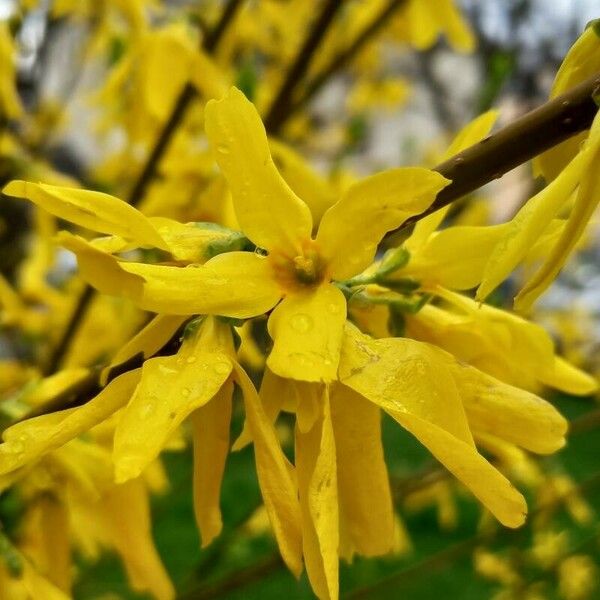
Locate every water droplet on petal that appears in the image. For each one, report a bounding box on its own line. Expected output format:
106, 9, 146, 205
181, 387, 191, 398
214, 361, 230, 375
186, 356, 197, 364
216, 144, 230, 154
139, 404, 153, 420
290, 313, 313, 333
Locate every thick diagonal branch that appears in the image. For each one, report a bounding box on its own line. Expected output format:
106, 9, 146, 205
392, 70, 600, 234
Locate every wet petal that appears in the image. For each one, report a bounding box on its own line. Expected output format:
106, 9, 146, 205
295, 391, 338, 600
204, 87, 313, 254
267, 283, 346, 382
339, 323, 474, 445
330, 385, 395, 557
233, 362, 303, 577
191, 379, 233, 547
0, 370, 141, 475
317, 168, 449, 280
3, 181, 168, 250
113, 346, 232, 483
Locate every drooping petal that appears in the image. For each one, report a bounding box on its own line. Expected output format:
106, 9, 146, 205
113, 334, 233, 483
99, 479, 175, 600
232, 362, 303, 578
453, 363, 568, 454
102, 314, 187, 385
267, 283, 346, 382
0, 370, 140, 475
3, 181, 169, 250
191, 379, 233, 547
338, 324, 527, 527
540, 357, 598, 397
295, 390, 339, 600
119, 252, 283, 318
204, 87, 313, 255
316, 168, 450, 280
330, 385, 395, 557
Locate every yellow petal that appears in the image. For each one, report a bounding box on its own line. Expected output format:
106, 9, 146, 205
269, 138, 336, 225
99, 479, 175, 600
330, 385, 395, 557
3, 181, 168, 250
477, 141, 596, 301
295, 390, 339, 600
515, 140, 600, 311
0, 370, 140, 475
102, 314, 187, 385
191, 379, 233, 547
339, 323, 474, 445
267, 284, 346, 382
113, 332, 233, 482
232, 362, 303, 578
338, 325, 527, 527
25, 367, 91, 406
119, 252, 282, 318
540, 357, 598, 396
317, 168, 450, 280
58, 232, 145, 299
204, 87, 313, 254
403, 223, 510, 290
453, 363, 568, 454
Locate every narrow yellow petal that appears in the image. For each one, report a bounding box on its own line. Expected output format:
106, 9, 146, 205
113, 329, 233, 482
515, 143, 600, 311
0, 370, 140, 475
99, 480, 175, 600
233, 362, 303, 578
191, 379, 233, 547
267, 284, 346, 382
477, 143, 595, 301
453, 363, 568, 454
541, 358, 598, 396
58, 232, 145, 299
296, 391, 339, 600
363, 395, 526, 528
102, 314, 187, 385
120, 252, 282, 318
317, 168, 450, 280
204, 87, 313, 254
3, 181, 168, 250
330, 385, 395, 557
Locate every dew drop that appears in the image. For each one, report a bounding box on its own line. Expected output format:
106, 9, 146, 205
328, 302, 340, 314
290, 313, 313, 333
216, 144, 230, 154
181, 387, 191, 398
186, 356, 197, 364
214, 361, 230, 375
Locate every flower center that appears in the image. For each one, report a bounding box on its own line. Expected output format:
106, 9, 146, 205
270, 241, 328, 291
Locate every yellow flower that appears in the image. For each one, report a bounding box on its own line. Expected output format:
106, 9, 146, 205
0, 23, 23, 121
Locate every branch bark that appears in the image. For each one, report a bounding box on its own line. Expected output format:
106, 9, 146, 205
392, 70, 600, 235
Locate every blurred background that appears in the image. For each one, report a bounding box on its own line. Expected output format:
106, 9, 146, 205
2, 1, 600, 598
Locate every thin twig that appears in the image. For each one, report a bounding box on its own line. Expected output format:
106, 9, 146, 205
285, 0, 408, 120
264, 0, 344, 134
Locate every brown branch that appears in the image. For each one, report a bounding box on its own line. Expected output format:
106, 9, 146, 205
43, 0, 243, 375
285, 0, 407, 120
263, 0, 344, 134
391, 70, 600, 235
